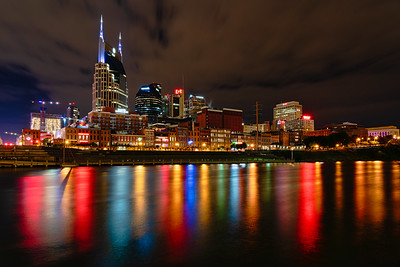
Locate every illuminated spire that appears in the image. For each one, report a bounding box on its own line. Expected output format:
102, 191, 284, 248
118, 32, 123, 60
98, 15, 105, 63
99, 15, 104, 41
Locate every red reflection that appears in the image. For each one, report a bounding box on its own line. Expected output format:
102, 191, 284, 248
19, 176, 44, 248
297, 163, 322, 252
157, 165, 188, 264
73, 167, 94, 251
167, 165, 187, 263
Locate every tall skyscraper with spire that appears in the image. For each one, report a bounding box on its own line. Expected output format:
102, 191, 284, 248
92, 16, 128, 112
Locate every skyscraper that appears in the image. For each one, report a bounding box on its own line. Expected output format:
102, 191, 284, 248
92, 16, 128, 112
272, 101, 315, 131
135, 83, 162, 123
273, 101, 302, 122
170, 88, 184, 118
66, 105, 80, 126
185, 94, 207, 119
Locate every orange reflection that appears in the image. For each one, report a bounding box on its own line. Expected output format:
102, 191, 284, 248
370, 161, 385, 223
132, 165, 146, 237
246, 163, 259, 233
199, 164, 210, 227
355, 161, 385, 227
335, 162, 343, 215
354, 161, 366, 223
297, 163, 322, 253
392, 162, 400, 222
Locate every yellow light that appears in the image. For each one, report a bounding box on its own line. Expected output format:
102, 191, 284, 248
66, 140, 69, 144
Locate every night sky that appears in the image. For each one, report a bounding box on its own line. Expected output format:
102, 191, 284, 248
1, 0, 400, 142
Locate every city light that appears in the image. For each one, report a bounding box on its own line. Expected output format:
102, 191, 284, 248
174, 88, 183, 95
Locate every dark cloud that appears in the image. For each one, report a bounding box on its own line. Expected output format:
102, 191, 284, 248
0, 64, 51, 142
0, 0, 400, 140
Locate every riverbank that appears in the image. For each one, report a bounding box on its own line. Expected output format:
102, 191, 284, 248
0, 147, 291, 167
1, 145, 399, 167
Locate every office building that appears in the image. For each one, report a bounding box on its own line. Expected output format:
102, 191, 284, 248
243, 122, 270, 133
273, 101, 302, 130
92, 16, 128, 112
66, 105, 80, 126
285, 115, 315, 132
161, 94, 170, 117
88, 107, 148, 132
185, 94, 207, 119
135, 83, 162, 123
196, 107, 243, 133
223, 108, 243, 133
273, 101, 302, 122
170, 88, 185, 118
197, 107, 223, 129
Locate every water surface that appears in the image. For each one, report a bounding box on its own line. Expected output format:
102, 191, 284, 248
1, 162, 400, 266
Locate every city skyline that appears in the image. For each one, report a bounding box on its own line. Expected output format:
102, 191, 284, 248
1, 1, 400, 142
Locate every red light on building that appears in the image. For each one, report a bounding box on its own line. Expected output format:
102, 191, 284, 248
302, 115, 311, 120
174, 88, 183, 95
78, 133, 90, 136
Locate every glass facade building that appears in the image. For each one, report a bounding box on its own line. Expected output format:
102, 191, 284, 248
135, 83, 162, 123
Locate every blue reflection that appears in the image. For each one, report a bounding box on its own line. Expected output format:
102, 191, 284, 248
185, 164, 197, 230
137, 232, 154, 258
108, 167, 132, 247
230, 164, 240, 225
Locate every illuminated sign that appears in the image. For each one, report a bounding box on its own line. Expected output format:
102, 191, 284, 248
174, 88, 183, 95
116, 108, 128, 114
141, 86, 150, 92
277, 120, 286, 125
302, 115, 311, 120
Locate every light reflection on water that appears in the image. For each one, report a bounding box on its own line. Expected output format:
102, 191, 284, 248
2, 161, 400, 265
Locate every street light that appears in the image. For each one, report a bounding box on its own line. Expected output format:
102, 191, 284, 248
63, 140, 69, 165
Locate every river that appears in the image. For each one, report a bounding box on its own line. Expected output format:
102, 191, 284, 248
0, 162, 400, 266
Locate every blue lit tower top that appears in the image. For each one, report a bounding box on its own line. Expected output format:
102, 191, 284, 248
118, 32, 123, 62
98, 15, 105, 63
